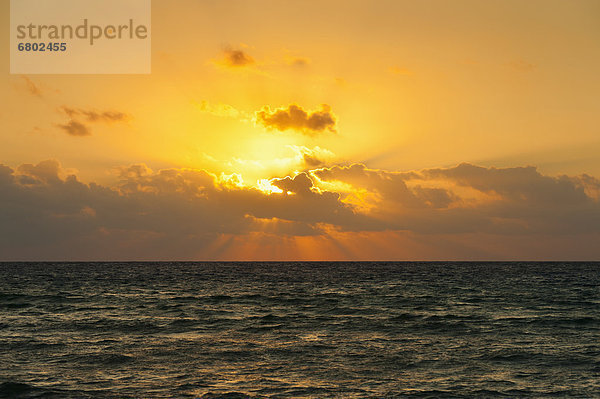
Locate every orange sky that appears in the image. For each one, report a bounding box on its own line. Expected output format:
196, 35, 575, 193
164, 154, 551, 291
1, 0, 600, 260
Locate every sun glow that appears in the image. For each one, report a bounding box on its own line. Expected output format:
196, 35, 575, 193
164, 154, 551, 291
310, 177, 381, 212
218, 172, 245, 188
256, 178, 283, 194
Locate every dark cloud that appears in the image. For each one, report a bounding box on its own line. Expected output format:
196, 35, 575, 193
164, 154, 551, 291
312, 163, 439, 208
56, 120, 91, 136
0, 161, 378, 260
1, 160, 599, 260
303, 153, 325, 167
423, 163, 589, 205
17, 160, 63, 183
272, 173, 313, 195
256, 104, 337, 135
61, 107, 128, 123
57, 107, 128, 136
288, 145, 333, 168
220, 47, 255, 67
288, 57, 310, 68
313, 163, 600, 235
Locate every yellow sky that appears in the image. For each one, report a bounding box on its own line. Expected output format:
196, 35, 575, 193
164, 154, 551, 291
1, 0, 599, 260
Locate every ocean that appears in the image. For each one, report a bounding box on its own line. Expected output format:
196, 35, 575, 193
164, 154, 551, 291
0, 262, 598, 398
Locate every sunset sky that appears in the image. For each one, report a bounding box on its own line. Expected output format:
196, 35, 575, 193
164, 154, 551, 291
1, 0, 600, 260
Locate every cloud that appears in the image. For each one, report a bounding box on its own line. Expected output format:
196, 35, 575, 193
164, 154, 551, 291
57, 107, 129, 136
256, 104, 337, 135
1, 160, 599, 260
61, 107, 128, 123
213, 47, 314, 75
56, 120, 91, 136
272, 173, 313, 195
17, 159, 63, 183
22, 76, 42, 97
286, 56, 310, 68
287, 145, 335, 168
575, 174, 600, 200
218, 47, 255, 68
0, 160, 379, 259
312, 162, 600, 235
197, 146, 335, 183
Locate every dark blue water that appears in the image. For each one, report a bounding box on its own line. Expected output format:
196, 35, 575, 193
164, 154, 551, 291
0, 262, 598, 398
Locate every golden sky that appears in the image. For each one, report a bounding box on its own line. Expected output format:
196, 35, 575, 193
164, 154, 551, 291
1, 0, 600, 260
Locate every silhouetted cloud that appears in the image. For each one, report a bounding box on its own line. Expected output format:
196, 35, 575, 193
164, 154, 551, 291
61, 107, 128, 123
312, 163, 600, 235
219, 47, 255, 67
57, 107, 129, 136
287, 145, 334, 168
256, 104, 337, 135
1, 160, 599, 260
272, 173, 314, 195
0, 160, 379, 259
303, 153, 324, 167
56, 120, 91, 136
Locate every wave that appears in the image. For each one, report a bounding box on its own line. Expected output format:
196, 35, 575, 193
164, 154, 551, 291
0, 381, 98, 399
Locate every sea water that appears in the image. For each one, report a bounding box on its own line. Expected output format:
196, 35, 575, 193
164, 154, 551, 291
1, 262, 598, 398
